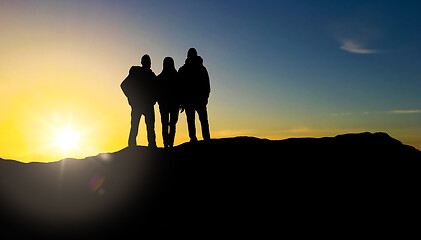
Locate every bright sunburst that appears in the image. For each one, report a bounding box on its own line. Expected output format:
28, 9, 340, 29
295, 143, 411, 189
53, 126, 81, 154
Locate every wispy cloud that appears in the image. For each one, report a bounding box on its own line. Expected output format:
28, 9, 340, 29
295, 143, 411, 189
389, 110, 421, 114
331, 110, 421, 116
283, 127, 369, 136
340, 39, 378, 54
330, 112, 353, 117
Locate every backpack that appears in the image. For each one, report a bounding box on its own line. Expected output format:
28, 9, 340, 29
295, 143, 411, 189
121, 66, 140, 100
121, 74, 132, 98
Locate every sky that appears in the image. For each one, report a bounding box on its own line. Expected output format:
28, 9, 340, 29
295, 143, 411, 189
1, 0, 420, 162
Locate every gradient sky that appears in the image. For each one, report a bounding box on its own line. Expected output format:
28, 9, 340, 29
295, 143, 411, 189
1, 0, 420, 162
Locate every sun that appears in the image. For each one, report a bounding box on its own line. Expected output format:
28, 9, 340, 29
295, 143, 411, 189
54, 126, 81, 154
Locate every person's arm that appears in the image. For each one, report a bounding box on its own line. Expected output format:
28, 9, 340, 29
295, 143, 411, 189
202, 67, 211, 103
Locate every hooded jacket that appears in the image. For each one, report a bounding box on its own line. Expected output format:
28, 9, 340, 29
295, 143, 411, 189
178, 56, 210, 105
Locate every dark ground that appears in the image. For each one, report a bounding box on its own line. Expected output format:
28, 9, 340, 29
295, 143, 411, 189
0, 132, 420, 238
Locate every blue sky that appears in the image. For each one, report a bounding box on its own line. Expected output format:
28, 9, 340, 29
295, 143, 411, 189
132, 0, 421, 143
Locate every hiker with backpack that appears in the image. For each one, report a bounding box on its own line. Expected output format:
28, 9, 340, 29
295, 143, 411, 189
121, 54, 157, 148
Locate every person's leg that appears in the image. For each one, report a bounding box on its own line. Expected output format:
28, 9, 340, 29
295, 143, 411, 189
160, 106, 170, 148
129, 107, 141, 147
168, 106, 180, 147
185, 106, 197, 142
144, 106, 156, 147
197, 104, 210, 141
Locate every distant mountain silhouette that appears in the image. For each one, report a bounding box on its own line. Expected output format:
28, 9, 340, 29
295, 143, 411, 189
0, 132, 420, 238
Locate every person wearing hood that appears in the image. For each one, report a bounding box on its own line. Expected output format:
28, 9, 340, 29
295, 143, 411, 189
157, 57, 180, 148
178, 48, 211, 142
121, 54, 157, 148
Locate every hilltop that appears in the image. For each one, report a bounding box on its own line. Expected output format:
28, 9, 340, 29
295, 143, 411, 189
0, 132, 420, 238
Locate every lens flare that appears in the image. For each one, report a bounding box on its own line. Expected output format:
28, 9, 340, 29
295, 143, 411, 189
88, 174, 105, 195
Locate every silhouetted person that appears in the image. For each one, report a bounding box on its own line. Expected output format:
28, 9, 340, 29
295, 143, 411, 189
157, 57, 180, 148
121, 54, 157, 148
178, 48, 211, 142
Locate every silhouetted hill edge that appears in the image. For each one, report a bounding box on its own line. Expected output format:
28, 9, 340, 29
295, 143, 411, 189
176, 131, 420, 157
0, 132, 420, 238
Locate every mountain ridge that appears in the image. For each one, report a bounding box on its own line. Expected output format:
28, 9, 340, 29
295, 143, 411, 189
1, 132, 419, 164
0, 132, 420, 238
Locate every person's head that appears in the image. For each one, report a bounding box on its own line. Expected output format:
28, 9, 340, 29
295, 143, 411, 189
163, 57, 175, 70
141, 54, 151, 69
187, 48, 197, 58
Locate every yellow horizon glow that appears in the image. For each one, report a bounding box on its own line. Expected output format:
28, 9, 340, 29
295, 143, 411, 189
1, 48, 420, 163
